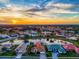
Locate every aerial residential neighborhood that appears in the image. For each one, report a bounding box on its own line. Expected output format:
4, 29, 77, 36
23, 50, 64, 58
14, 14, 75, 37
0, 25, 79, 59
0, 0, 79, 59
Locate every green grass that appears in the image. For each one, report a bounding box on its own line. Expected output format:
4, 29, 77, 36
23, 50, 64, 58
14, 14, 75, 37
0, 38, 4, 40
59, 51, 79, 57
46, 51, 79, 57
0, 51, 16, 56
46, 51, 52, 57
0, 45, 18, 56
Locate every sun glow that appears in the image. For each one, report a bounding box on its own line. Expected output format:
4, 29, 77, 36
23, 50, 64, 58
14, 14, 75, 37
12, 20, 17, 24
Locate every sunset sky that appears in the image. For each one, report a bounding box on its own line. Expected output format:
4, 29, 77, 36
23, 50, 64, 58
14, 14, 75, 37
0, 0, 79, 25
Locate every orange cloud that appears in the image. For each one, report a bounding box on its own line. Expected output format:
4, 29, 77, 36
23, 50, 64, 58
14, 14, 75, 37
0, 16, 79, 25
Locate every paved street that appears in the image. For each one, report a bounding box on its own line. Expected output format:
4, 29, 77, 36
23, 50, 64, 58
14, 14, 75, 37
0, 56, 79, 59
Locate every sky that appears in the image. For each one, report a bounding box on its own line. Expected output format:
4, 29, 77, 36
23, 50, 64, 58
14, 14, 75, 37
0, 0, 79, 25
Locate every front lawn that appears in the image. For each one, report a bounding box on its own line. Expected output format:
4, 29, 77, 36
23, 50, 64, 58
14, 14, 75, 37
0, 45, 17, 56
0, 38, 4, 40
59, 51, 79, 57
46, 51, 79, 57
